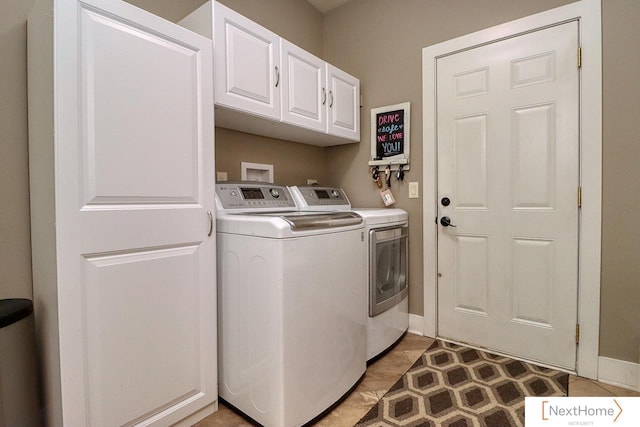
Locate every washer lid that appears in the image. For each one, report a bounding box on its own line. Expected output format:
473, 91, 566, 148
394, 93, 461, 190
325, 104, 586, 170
280, 211, 362, 230
217, 211, 364, 237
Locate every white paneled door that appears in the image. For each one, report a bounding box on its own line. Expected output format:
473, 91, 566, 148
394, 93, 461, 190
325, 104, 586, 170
49, 0, 216, 425
436, 22, 579, 369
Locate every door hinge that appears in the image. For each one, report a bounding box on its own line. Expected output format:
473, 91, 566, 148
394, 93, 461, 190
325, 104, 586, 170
578, 186, 582, 208
576, 324, 580, 344
578, 47, 582, 68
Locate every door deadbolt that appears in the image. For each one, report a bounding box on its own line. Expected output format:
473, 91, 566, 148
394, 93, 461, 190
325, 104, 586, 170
441, 197, 451, 207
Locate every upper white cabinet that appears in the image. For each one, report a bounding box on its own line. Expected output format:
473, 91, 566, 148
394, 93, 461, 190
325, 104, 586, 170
327, 64, 360, 140
214, 2, 281, 120
281, 40, 360, 141
180, 1, 360, 146
281, 39, 326, 133
28, 0, 217, 426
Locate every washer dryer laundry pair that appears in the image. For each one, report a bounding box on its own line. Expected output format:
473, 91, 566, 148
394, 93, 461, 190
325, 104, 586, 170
289, 186, 409, 361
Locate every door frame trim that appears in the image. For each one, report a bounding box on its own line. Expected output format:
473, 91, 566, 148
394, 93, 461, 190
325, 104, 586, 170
422, 0, 602, 379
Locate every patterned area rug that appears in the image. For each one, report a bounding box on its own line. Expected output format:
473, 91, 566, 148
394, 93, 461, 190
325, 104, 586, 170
355, 340, 568, 427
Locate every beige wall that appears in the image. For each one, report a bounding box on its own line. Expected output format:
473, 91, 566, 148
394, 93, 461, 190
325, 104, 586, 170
124, 0, 206, 23
0, 0, 36, 300
600, 0, 640, 363
215, 128, 328, 184
2, 0, 639, 364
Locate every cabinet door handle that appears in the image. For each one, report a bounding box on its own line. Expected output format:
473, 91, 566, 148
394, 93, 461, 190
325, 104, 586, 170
207, 211, 213, 237
275, 66, 280, 87
329, 90, 334, 108
321, 88, 326, 105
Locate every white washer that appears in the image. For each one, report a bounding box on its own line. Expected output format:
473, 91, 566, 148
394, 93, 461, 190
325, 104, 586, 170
289, 186, 409, 361
215, 182, 366, 427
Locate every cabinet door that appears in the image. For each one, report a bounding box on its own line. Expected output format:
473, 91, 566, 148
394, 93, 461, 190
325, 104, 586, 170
327, 64, 360, 141
49, 0, 216, 425
214, 2, 280, 120
281, 39, 325, 132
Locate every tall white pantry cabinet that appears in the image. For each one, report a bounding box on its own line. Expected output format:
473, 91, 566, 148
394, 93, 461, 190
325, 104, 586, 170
27, 0, 217, 426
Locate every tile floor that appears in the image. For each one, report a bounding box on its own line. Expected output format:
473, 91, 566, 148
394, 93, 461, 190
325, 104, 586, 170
194, 334, 640, 426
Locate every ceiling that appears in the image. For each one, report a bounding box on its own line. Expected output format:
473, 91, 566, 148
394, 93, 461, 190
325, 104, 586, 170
307, 0, 352, 14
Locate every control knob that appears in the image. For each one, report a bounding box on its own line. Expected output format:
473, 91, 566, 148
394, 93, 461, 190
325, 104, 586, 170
269, 188, 280, 198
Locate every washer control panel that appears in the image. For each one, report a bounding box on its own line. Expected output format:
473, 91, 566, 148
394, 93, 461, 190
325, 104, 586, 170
290, 186, 351, 210
216, 183, 296, 210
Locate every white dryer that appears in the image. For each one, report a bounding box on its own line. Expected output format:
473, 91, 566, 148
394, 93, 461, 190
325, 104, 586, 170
215, 182, 366, 427
289, 186, 409, 361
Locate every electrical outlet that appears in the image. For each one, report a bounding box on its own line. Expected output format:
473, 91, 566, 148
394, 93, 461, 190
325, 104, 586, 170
409, 182, 419, 199
307, 179, 318, 185
216, 171, 228, 182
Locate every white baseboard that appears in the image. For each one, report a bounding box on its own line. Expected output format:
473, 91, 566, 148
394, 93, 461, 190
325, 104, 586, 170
598, 356, 640, 392
408, 313, 425, 336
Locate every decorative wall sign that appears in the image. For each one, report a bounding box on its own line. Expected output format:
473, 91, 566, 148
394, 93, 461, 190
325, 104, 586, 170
369, 102, 410, 170
376, 109, 405, 157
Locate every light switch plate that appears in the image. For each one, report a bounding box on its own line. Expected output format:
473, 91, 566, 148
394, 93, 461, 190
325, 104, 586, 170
409, 182, 419, 198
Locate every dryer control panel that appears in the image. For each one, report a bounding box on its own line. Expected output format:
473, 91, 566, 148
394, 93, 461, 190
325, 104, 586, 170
289, 186, 351, 211
216, 183, 296, 211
